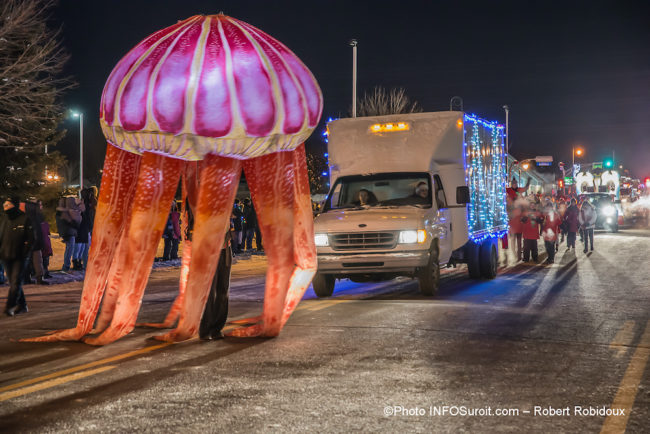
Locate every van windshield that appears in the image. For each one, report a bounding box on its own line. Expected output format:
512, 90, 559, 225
324, 172, 432, 211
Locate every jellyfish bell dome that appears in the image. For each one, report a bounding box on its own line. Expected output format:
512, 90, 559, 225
100, 14, 323, 161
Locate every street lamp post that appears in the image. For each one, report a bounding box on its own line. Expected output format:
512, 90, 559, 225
572, 147, 583, 168
72, 112, 84, 191
572, 147, 583, 194
349, 39, 358, 118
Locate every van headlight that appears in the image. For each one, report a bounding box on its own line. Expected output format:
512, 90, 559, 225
399, 230, 427, 244
602, 206, 616, 216
314, 233, 329, 247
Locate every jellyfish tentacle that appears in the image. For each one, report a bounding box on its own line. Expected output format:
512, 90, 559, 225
138, 163, 198, 329
21, 144, 141, 342
228, 150, 295, 338
280, 144, 317, 328
155, 154, 241, 342
91, 228, 129, 333
139, 161, 201, 329
84, 152, 183, 346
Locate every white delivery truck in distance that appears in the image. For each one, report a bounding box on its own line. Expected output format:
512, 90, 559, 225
312, 111, 509, 297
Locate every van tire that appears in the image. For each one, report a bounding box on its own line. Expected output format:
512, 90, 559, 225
312, 273, 335, 297
479, 239, 498, 279
466, 241, 481, 279
418, 241, 440, 296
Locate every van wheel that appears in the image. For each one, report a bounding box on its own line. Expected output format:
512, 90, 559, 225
479, 239, 498, 279
466, 241, 481, 279
312, 273, 335, 297
418, 241, 440, 296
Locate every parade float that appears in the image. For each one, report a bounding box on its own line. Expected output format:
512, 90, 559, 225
312, 112, 508, 297
23, 14, 323, 344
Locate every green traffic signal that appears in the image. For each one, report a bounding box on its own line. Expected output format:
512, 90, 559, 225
604, 158, 613, 168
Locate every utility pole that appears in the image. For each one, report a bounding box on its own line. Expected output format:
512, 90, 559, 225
79, 113, 84, 191
350, 39, 358, 118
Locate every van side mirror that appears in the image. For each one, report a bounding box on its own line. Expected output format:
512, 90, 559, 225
456, 186, 470, 204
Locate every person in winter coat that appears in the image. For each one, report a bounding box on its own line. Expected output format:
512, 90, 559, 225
162, 201, 181, 261
506, 178, 531, 262
241, 198, 257, 252
542, 203, 562, 264
231, 199, 244, 254
579, 200, 597, 253
73, 187, 97, 270
563, 199, 580, 251
556, 199, 568, 243
24, 199, 49, 285
56, 195, 84, 272
509, 204, 525, 261
506, 177, 531, 202
0, 197, 34, 316
39, 200, 53, 279
521, 200, 544, 262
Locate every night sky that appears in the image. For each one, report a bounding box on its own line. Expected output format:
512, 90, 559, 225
51, 0, 650, 180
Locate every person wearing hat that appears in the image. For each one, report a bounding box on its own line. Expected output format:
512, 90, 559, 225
24, 198, 49, 285
0, 196, 34, 316
520, 199, 544, 262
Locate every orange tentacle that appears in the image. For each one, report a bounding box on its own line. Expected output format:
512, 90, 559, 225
155, 154, 241, 342
84, 152, 183, 345
228, 150, 295, 337
91, 227, 129, 333
138, 162, 199, 329
21, 144, 141, 342
280, 144, 317, 328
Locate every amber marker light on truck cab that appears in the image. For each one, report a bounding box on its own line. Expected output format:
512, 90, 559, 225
369, 122, 410, 133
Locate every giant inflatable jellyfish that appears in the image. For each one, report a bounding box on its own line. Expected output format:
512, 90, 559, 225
22, 14, 322, 344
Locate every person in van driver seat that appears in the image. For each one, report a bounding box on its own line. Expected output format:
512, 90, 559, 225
356, 188, 378, 206
409, 181, 430, 205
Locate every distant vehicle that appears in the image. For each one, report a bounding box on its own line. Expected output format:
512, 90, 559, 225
312, 112, 509, 297
580, 193, 620, 232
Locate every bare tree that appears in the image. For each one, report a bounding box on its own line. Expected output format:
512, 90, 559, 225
306, 152, 329, 194
0, 0, 73, 198
355, 86, 422, 117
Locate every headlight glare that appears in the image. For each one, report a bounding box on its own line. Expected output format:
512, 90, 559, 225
314, 233, 329, 247
602, 206, 615, 216
399, 230, 426, 244
399, 230, 418, 244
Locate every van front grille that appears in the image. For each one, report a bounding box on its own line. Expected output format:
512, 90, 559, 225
330, 232, 396, 251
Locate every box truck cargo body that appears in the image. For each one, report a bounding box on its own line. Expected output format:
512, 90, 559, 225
312, 111, 508, 296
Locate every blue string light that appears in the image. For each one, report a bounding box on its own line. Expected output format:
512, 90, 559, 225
463, 114, 509, 243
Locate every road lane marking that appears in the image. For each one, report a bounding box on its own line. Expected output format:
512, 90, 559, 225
609, 321, 636, 358
302, 299, 352, 312
0, 342, 171, 394
0, 366, 116, 402
601, 319, 650, 434
0, 299, 336, 401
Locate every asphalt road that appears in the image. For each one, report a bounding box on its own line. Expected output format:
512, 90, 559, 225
0, 228, 648, 433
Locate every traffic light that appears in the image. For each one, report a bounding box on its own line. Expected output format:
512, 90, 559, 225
645, 177, 650, 188
558, 179, 564, 188
604, 158, 614, 169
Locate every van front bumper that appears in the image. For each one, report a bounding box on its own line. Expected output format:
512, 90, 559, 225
317, 250, 430, 274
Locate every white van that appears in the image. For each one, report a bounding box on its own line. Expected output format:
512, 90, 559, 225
312, 111, 509, 296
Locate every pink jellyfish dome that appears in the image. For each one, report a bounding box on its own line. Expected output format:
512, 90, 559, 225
100, 14, 323, 161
